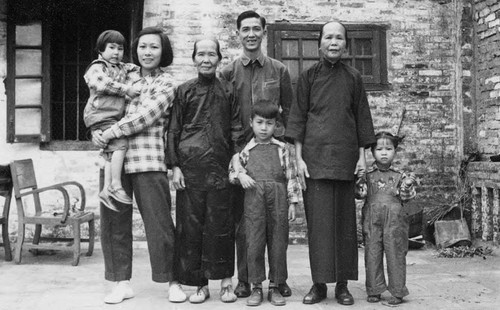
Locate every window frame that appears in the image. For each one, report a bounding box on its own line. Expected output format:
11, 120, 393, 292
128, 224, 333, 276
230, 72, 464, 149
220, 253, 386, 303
6, 0, 144, 150
267, 23, 390, 91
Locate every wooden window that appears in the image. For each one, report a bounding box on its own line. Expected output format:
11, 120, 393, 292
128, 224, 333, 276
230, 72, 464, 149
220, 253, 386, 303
267, 23, 389, 91
6, 0, 143, 149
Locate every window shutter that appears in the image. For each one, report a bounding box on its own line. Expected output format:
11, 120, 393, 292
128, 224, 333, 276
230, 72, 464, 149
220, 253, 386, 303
6, 1, 50, 143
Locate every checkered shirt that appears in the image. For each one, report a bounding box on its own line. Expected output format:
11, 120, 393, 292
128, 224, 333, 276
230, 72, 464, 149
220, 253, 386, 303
83, 56, 135, 96
109, 67, 175, 173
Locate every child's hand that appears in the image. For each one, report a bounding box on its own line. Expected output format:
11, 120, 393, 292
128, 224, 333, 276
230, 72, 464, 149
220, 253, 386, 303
126, 83, 142, 98
288, 203, 297, 222
401, 173, 416, 190
404, 173, 416, 186
237, 173, 256, 189
355, 177, 367, 199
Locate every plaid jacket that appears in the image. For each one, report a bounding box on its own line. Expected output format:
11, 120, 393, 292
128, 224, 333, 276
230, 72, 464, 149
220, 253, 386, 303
83, 58, 137, 129
109, 67, 175, 173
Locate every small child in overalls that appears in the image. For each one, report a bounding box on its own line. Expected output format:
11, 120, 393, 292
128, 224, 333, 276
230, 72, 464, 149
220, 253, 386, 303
356, 131, 416, 306
83, 30, 141, 211
229, 103, 299, 307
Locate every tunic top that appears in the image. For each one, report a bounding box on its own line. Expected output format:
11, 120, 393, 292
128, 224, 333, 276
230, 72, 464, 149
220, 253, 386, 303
166, 74, 242, 190
285, 59, 376, 181
109, 67, 175, 174
220, 53, 293, 142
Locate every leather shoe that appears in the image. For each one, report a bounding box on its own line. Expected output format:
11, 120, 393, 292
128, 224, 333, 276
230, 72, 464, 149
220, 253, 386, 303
234, 281, 251, 298
268, 287, 286, 306
302, 283, 327, 304
335, 283, 354, 305
247, 287, 263, 306
278, 282, 292, 297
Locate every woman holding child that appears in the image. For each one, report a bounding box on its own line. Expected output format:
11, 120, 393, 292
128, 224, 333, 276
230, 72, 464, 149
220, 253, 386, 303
91, 27, 176, 304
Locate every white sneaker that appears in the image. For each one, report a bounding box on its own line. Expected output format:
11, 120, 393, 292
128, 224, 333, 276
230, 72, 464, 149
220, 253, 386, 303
169, 283, 187, 303
189, 286, 210, 303
104, 281, 134, 304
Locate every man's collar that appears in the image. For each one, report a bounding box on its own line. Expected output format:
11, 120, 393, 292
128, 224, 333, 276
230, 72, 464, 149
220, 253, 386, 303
240, 52, 265, 67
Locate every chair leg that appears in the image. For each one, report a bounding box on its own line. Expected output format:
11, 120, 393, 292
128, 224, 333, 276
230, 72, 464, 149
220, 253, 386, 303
87, 219, 95, 257
33, 224, 42, 244
72, 222, 81, 266
15, 223, 25, 264
2, 223, 12, 261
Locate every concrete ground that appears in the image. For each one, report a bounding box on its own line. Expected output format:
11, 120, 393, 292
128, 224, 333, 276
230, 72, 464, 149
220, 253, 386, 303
0, 242, 499, 310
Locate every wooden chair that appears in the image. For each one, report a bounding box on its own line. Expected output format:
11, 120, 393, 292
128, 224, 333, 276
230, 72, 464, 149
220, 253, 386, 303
0, 164, 13, 261
10, 159, 95, 266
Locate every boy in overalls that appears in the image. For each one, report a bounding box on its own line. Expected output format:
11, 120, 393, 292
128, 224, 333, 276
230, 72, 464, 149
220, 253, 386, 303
230, 103, 299, 307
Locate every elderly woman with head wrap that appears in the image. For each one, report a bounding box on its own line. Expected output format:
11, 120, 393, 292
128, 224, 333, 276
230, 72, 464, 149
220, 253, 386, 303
166, 37, 243, 304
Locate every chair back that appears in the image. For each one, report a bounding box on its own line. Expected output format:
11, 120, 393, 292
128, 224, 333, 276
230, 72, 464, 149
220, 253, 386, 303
10, 159, 41, 216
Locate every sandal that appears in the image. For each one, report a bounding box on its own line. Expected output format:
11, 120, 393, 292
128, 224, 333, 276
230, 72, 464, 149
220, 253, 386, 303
108, 185, 133, 204
99, 188, 119, 212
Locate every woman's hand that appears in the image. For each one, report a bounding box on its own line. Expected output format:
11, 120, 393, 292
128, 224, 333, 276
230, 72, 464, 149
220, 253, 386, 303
237, 173, 256, 189
91, 129, 107, 148
296, 158, 309, 190
354, 147, 367, 178
172, 167, 186, 190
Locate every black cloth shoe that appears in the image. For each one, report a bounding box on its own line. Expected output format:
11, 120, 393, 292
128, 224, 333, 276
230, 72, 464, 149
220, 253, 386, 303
277, 282, 292, 297
268, 287, 286, 306
247, 287, 263, 306
234, 281, 251, 298
367, 294, 381, 303
303, 283, 327, 304
335, 283, 354, 305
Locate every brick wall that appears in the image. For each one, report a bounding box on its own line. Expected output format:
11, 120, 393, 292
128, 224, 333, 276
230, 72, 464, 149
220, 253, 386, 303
141, 0, 468, 241
474, 0, 500, 157
0, 0, 473, 242
465, 0, 500, 243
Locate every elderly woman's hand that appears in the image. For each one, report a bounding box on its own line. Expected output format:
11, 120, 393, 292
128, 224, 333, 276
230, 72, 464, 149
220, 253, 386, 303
91, 130, 107, 148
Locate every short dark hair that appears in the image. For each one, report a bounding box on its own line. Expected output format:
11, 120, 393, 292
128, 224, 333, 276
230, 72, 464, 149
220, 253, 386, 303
95, 30, 126, 54
192, 38, 222, 61
318, 21, 349, 48
251, 103, 279, 120
131, 27, 173, 67
371, 131, 404, 151
236, 10, 266, 30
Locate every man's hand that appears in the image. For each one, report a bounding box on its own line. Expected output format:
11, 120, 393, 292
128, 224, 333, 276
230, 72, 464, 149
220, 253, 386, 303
91, 129, 107, 148
172, 167, 186, 190
237, 173, 256, 189
296, 158, 310, 190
